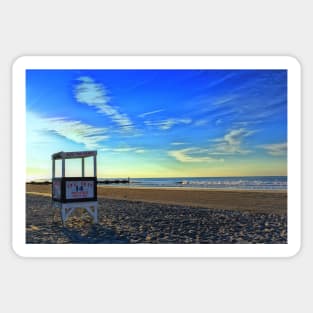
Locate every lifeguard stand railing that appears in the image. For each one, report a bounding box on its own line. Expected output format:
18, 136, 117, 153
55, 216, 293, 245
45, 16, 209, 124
52, 150, 98, 224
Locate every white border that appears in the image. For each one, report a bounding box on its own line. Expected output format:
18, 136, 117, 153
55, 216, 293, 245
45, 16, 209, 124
12, 56, 301, 258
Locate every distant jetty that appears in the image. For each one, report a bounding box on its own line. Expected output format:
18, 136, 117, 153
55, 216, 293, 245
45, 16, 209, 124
27, 181, 51, 185
97, 178, 130, 185
27, 178, 131, 185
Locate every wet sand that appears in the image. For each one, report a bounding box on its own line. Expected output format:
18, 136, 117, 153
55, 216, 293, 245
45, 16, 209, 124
26, 184, 287, 244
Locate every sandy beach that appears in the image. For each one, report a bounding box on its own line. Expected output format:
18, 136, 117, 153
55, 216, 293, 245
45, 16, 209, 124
26, 184, 287, 244
27, 184, 287, 214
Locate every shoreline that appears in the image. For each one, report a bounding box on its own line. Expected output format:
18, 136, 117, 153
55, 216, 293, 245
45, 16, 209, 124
26, 182, 287, 192
97, 185, 287, 192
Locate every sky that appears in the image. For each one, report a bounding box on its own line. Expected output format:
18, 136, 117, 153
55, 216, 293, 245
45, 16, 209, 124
26, 69, 287, 180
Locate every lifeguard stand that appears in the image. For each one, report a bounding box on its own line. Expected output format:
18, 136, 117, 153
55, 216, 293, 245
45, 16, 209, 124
51, 150, 98, 224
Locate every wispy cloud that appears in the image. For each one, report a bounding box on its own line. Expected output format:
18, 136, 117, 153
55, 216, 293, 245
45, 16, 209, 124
74, 76, 134, 132
101, 147, 145, 153
206, 72, 237, 89
222, 128, 255, 145
213, 95, 237, 106
187, 71, 287, 131
260, 143, 287, 156
138, 109, 165, 118
168, 148, 223, 163
233, 120, 262, 127
210, 128, 255, 155
45, 117, 109, 149
145, 118, 192, 130
169, 128, 256, 164
194, 119, 209, 127
171, 142, 187, 146
27, 111, 109, 149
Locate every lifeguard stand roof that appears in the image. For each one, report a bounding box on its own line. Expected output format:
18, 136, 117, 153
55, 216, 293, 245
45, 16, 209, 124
52, 150, 97, 160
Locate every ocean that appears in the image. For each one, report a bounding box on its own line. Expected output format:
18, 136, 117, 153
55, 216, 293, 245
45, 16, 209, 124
101, 176, 287, 190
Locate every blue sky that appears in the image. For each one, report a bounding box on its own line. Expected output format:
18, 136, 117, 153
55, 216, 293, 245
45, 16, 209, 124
26, 69, 287, 179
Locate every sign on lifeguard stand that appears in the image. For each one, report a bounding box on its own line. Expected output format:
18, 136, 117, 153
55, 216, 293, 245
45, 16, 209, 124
52, 150, 98, 224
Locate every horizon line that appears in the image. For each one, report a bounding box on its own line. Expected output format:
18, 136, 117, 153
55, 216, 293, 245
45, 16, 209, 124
26, 174, 287, 182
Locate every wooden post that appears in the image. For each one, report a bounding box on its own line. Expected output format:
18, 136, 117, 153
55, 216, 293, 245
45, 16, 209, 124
52, 159, 55, 179
93, 155, 97, 177
82, 157, 85, 177
62, 158, 65, 177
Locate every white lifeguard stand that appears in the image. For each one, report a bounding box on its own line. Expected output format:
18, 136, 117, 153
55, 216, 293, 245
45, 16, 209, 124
52, 150, 98, 224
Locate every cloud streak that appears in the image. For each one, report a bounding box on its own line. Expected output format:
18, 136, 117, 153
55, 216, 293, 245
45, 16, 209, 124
169, 128, 256, 164
260, 143, 287, 156
101, 147, 145, 154
210, 128, 256, 155
171, 142, 187, 146
45, 117, 109, 149
74, 76, 134, 132
213, 95, 237, 106
194, 119, 209, 127
206, 72, 237, 89
145, 118, 192, 130
168, 148, 223, 163
138, 109, 165, 118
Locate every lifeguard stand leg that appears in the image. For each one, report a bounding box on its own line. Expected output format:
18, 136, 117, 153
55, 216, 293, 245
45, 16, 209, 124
61, 205, 76, 224
85, 202, 98, 223
53, 201, 98, 225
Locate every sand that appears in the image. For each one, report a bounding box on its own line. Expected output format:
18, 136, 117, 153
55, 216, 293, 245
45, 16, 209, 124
26, 184, 287, 214
25, 184, 287, 244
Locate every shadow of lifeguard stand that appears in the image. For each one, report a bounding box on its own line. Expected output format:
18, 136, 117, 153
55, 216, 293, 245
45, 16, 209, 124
51, 151, 98, 225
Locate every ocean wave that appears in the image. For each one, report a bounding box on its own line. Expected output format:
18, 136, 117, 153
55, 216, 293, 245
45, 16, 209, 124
176, 179, 287, 189
100, 177, 287, 190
